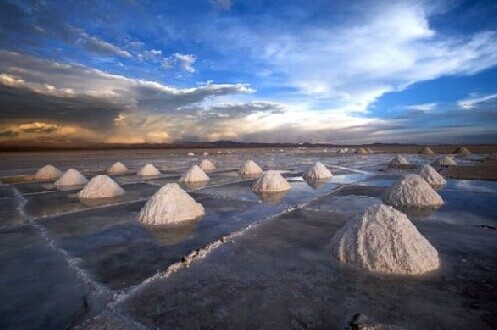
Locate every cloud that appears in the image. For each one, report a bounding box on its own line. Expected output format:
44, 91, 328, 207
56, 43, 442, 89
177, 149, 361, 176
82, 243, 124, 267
406, 102, 438, 113
457, 92, 497, 109
160, 53, 197, 72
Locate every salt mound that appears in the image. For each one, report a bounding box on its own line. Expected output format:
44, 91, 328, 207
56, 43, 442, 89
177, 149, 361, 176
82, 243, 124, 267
54, 169, 88, 187
238, 160, 263, 177
180, 165, 210, 182
337, 148, 346, 153
329, 203, 439, 275
419, 146, 435, 154
454, 146, 470, 154
136, 183, 205, 225
107, 162, 128, 175
187, 152, 195, 157
383, 174, 443, 208
199, 159, 216, 171
78, 175, 124, 198
389, 155, 409, 166
418, 164, 446, 188
355, 147, 368, 154
137, 164, 161, 176
34, 165, 62, 180
432, 155, 457, 166
366, 148, 374, 153
302, 162, 332, 181
203, 152, 209, 156
252, 170, 291, 192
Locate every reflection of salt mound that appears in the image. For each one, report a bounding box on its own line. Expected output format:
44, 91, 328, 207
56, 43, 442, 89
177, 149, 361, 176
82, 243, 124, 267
136, 183, 204, 225
419, 147, 435, 154
252, 170, 291, 192
432, 155, 457, 166
54, 169, 88, 187
418, 164, 446, 188
137, 164, 161, 176
453, 146, 470, 154
199, 159, 216, 171
383, 174, 443, 208
355, 147, 368, 154
180, 165, 210, 182
238, 160, 263, 177
302, 162, 332, 181
389, 155, 409, 166
330, 203, 440, 275
487, 153, 497, 160
107, 162, 128, 175
34, 165, 62, 180
181, 180, 208, 190
255, 190, 289, 203
78, 175, 124, 198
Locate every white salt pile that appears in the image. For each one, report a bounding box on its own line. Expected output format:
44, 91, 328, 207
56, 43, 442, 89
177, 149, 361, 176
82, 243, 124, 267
454, 146, 470, 154
199, 159, 216, 171
418, 164, 446, 188
389, 155, 409, 166
419, 146, 435, 154
366, 148, 374, 154
203, 152, 209, 156
137, 164, 161, 176
329, 203, 440, 275
34, 165, 62, 181
187, 152, 195, 157
54, 169, 88, 187
355, 147, 368, 154
302, 162, 332, 181
136, 183, 205, 225
107, 162, 128, 175
78, 175, 124, 198
383, 174, 444, 208
238, 160, 263, 177
180, 165, 210, 182
432, 155, 457, 166
252, 170, 291, 192
337, 148, 346, 154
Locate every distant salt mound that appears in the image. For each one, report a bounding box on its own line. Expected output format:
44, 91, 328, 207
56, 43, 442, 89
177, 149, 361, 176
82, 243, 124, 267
419, 147, 435, 154
330, 206, 440, 274
302, 162, 332, 181
180, 165, 210, 182
137, 164, 161, 176
187, 152, 195, 157
136, 183, 204, 225
54, 169, 88, 187
453, 146, 470, 154
78, 175, 124, 198
238, 160, 263, 177
487, 153, 497, 160
418, 164, 446, 188
203, 152, 209, 156
432, 155, 457, 166
366, 148, 374, 154
252, 170, 291, 192
199, 159, 216, 171
337, 148, 346, 154
34, 165, 62, 181
389, 155, 409, 166
355, 147, 368, 154
107, 162, 128, 175
383, 174, 443, 208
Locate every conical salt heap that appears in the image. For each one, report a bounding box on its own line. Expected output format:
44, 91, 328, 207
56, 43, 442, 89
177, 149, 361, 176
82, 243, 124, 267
180, 165, 210, 182
187, 152, 195, 157
453, 146, 470, 154
302, 162, 332, 181
419, 147, 435, 154
107, 162, 128, 175
366, 148, 374, 154
54, 169, 88, 187
136, 183, 205, 225
238, 160, 263, 177
78, 175, 124, 198
355, 147, 368, 154
137, 164, 161, 176
432, 155, 457, 166
199, 159, 216, 171
383, 174, 443, 208
252, 170, 291, 192
329, 203, 440, 275
203, 152, 209, 156
418, 164, 446, 188
389, 155, 409, 166
34, 165, 62, 180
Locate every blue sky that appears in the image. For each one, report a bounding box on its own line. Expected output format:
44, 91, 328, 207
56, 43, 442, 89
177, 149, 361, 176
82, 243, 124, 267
1, 0, 497, 144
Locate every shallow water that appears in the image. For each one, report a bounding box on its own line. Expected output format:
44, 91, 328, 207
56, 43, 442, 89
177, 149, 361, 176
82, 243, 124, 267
0, 149, 495, 329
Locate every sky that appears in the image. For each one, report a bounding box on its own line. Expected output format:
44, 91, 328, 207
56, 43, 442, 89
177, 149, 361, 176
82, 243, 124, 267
1, 0, 497, 145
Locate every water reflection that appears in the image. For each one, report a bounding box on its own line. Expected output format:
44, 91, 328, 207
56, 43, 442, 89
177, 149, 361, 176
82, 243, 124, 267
254, 190, 289, 204
144, 218, 201, 246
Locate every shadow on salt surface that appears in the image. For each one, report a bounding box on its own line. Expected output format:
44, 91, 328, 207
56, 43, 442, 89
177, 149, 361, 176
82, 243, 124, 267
37, 194, 286, 290
23, 183, 158, 218
121, 208, 497, 330
0, 225, 90, 330
13, 181, 58, 194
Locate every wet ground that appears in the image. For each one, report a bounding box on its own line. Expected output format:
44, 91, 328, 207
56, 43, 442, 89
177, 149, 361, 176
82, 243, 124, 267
0, 148, 496, 329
